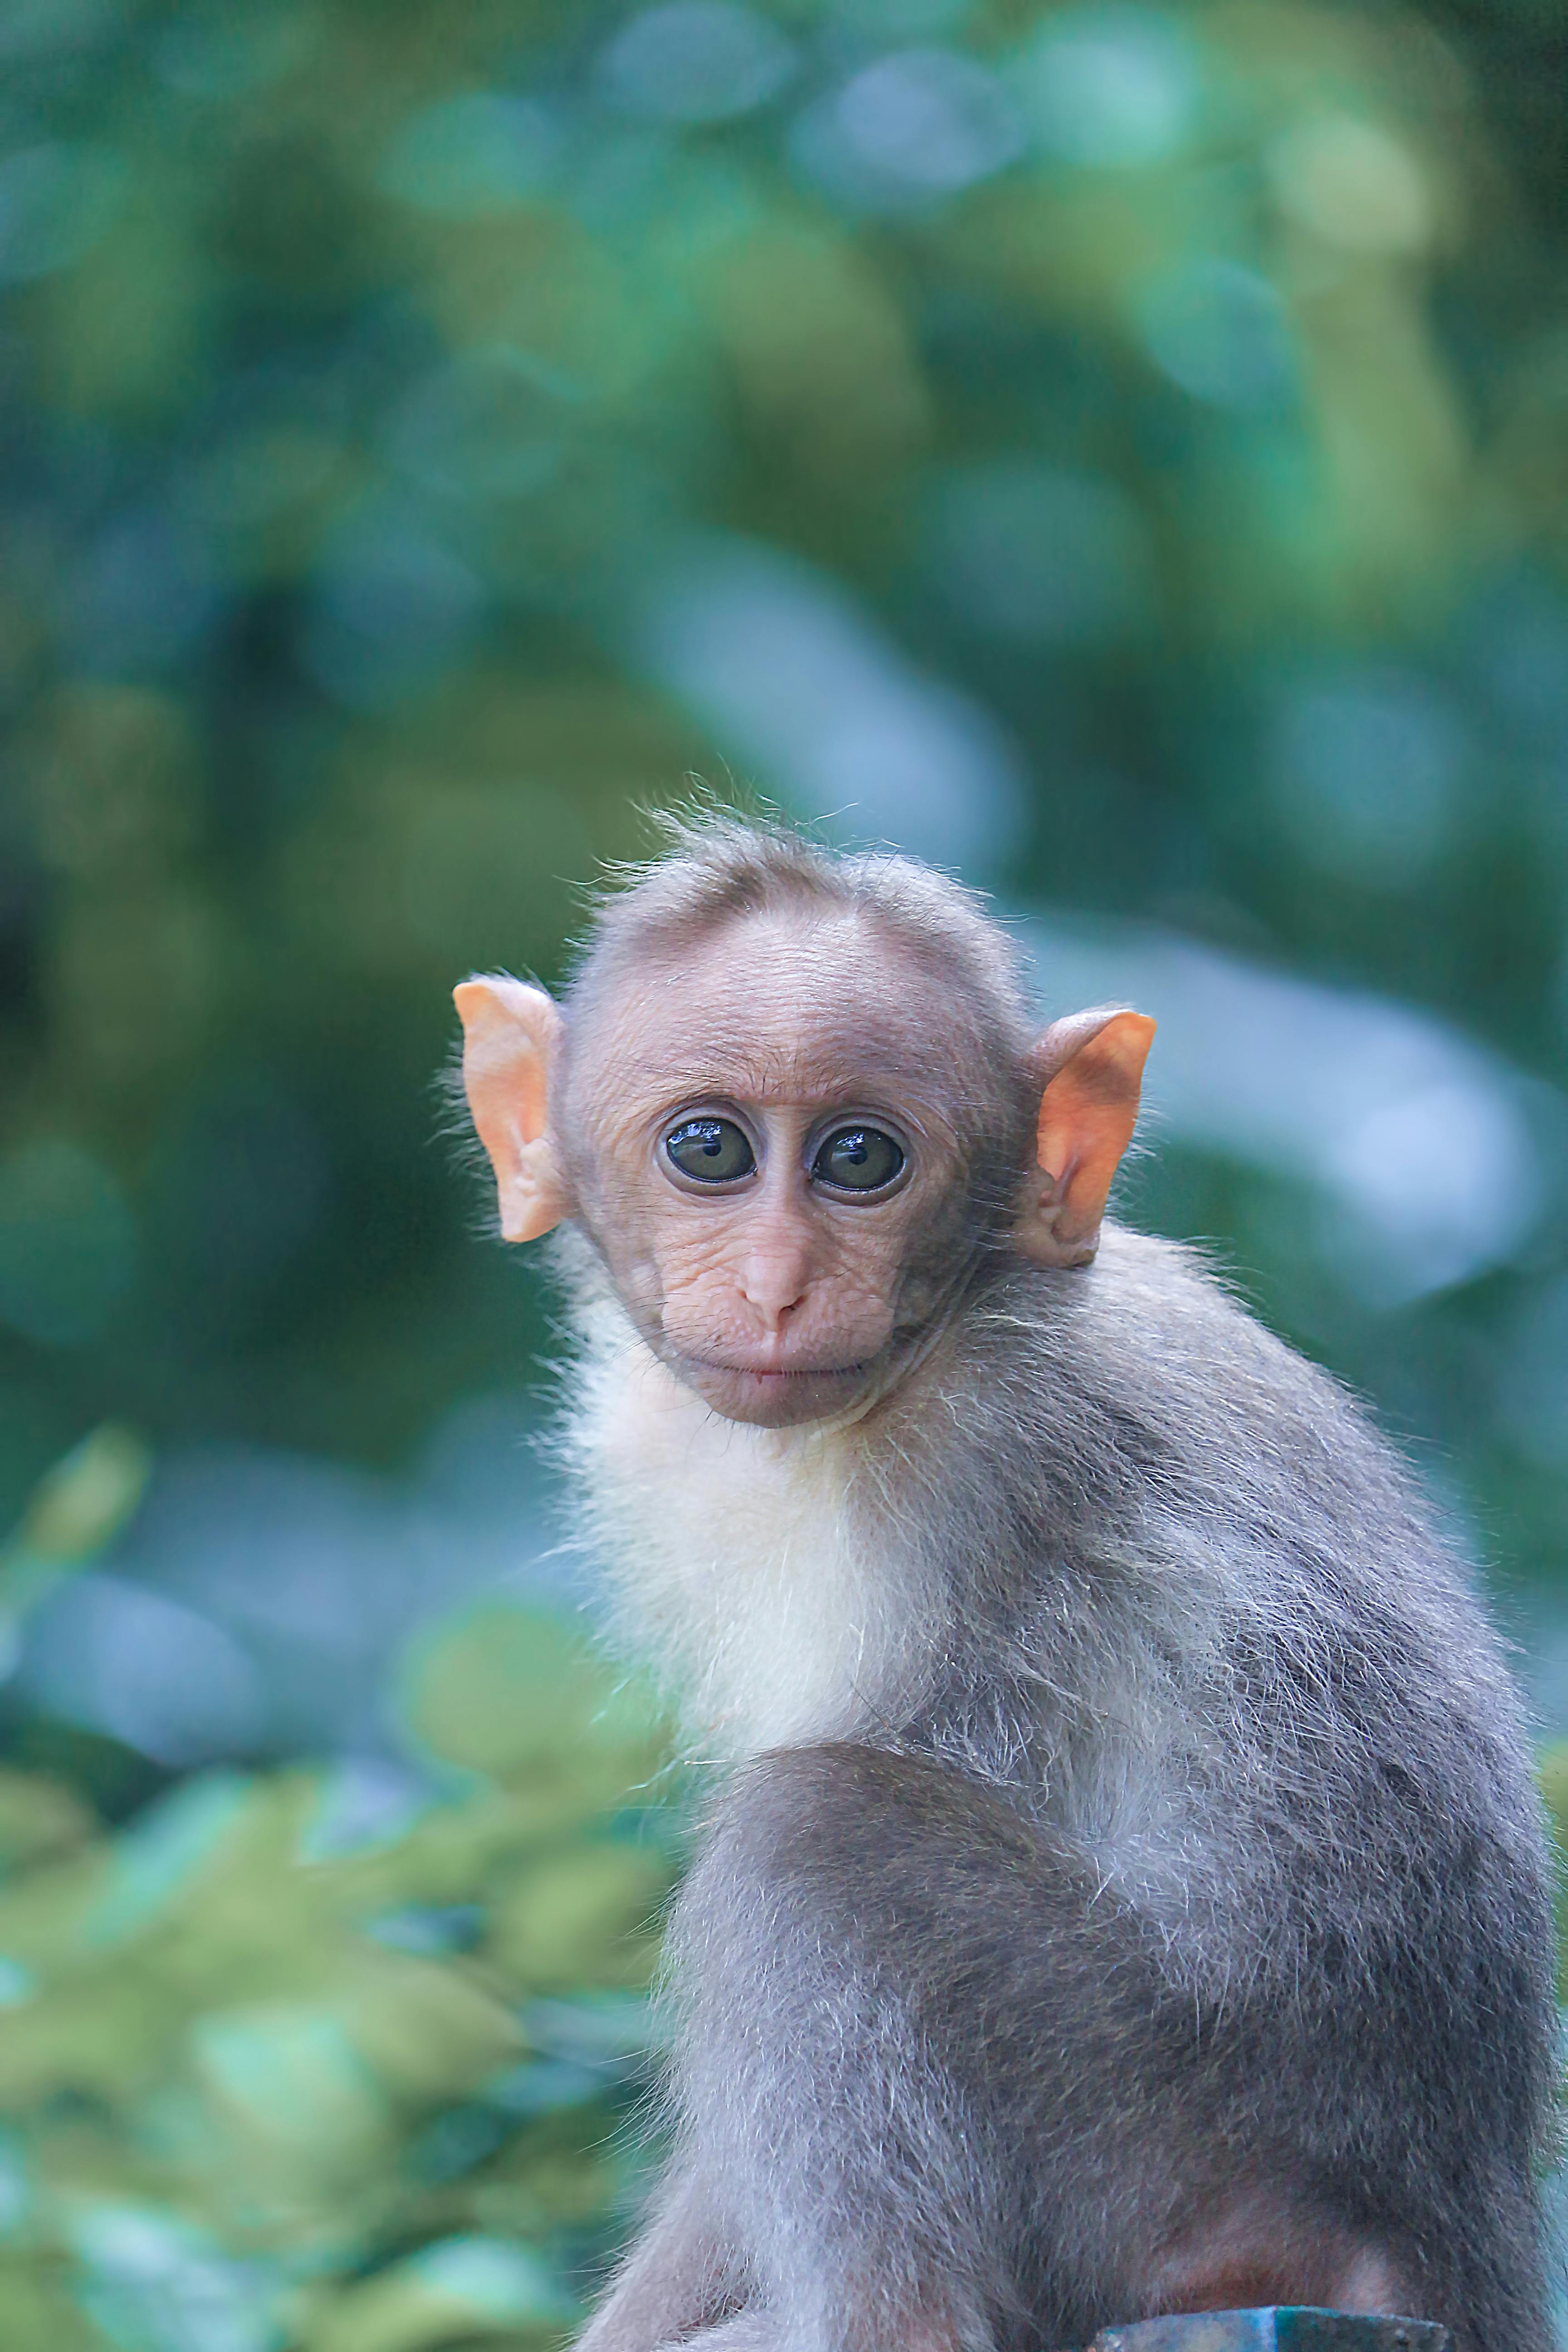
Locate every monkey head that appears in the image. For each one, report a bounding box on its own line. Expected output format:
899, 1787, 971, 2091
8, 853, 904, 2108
456, 870, 1153, 1430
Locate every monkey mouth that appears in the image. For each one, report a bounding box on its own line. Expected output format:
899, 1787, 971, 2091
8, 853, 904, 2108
688, 1356, 866, 1384
673, 1352, 873, 1426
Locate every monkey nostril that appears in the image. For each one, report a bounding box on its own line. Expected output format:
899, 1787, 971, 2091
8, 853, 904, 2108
739, 1267, 810, 1330
748, 1294, 800, 1333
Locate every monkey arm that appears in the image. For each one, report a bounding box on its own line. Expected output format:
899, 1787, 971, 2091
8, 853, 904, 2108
576, 2168, 746, 2352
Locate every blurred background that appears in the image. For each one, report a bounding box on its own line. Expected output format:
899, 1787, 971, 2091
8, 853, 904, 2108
1, 0, 1568, 2342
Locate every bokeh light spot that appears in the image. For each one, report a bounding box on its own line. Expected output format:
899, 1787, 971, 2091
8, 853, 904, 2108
23, 1580, 272, 1767
0, 143, 125, 282
14, 1423, 151, 1563
1270, 113, 1433, 257
1317, 1079, 1544, 1307
0, 1960, 35, 2009
152, 6, 317, 99
925, 459, 1154, 644
68, 2204, 273, 2352
1268, 672, 1468, 888
376, 93, 564, 218
84, 1773, 254, 1943
0, 0, 121, 60
1016, 5, 1201, 169
622, 533, 1029, 873
409, 2234, 578, 2325
1137, 257, 1295, 411
598, 2, 796, 125
190, 2006, 385, 2147
796, 47, 1023, 212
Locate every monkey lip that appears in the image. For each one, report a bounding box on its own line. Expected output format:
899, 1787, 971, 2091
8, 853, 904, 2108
679, 1353, 872, 1427
688, 1356, 864, 1385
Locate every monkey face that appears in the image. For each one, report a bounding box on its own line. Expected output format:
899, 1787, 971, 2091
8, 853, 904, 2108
456, 896, 1154, 1430
560, 912, 988, 1427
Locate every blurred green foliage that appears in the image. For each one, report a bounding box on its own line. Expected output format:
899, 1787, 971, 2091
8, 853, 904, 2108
1, 0, 1566, 1509
0, 1445, 677, 2351
2, 0, 1568, 2341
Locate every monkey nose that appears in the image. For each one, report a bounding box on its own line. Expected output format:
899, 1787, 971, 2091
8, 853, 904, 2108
738, 1256, 811, 1332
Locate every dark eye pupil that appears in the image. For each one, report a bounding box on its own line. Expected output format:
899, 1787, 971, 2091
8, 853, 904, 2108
814, 1126, 904, 1192
666, 1118, 755, 1183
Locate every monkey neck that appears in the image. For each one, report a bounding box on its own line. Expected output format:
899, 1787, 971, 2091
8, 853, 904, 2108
554, 1238, 1191, 1779
559, 1294, 955, 1759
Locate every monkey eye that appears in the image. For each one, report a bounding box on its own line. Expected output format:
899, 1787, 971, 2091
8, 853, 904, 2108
665, 1117, 756, 1185
811, 1125, 905, 1195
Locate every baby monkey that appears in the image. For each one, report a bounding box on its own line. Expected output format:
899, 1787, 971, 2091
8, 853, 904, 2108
456, 818, 1555, 2352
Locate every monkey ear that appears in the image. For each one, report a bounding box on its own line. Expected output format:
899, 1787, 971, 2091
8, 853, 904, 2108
1014, 1009, 1156, 1269
453, 976, 572, 1244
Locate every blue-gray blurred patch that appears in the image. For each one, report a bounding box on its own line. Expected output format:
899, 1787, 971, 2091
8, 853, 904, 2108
923, 459, 1156, 646
0, 0, 122, 58
12, 1392, 567, 1766
485, 2055, 605, 2118
613, 528, 1031, 876
1136, 258, 1298, 414
1468, 573, 1568, 762
364, 1904, 484, 1956
64, 505, 220, 679
1264, 672, 1471, 889
522, 1989, 670, 2063
790, 45, 1023, 215
299, 1755, 432, 1862
1023, 911, 1562, 1309
21, 1582, 272, 1768
0, 140, 125, 281
300, 500, 488, 709
596, 3, 797, 126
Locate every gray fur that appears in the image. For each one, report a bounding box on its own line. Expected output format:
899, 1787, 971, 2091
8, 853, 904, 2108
536, 827, 1559, 2352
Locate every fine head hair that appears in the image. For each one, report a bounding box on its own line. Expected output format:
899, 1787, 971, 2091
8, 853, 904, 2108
560, 809, 1036, 1065
553, 811, 1045, 1208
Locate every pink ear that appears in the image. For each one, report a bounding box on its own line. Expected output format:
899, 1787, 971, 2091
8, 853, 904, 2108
1016, 1009, 1156, 1268
453, 977, 571, 1243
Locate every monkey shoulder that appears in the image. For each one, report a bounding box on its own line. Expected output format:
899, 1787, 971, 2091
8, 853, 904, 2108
969, 1222, 1437, 1540
924, 1225, 1530, 1766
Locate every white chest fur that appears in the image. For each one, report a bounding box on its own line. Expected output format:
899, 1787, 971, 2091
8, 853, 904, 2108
564, 1318, 947, 1759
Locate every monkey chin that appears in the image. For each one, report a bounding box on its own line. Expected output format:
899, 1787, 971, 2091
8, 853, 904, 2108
673, 1355, 877, 1430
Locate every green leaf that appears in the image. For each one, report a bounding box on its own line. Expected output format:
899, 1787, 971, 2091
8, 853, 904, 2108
302, 2236, 577, 2352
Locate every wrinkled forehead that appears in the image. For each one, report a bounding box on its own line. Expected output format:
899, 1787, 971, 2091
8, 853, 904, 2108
566, 908, 999, 1125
